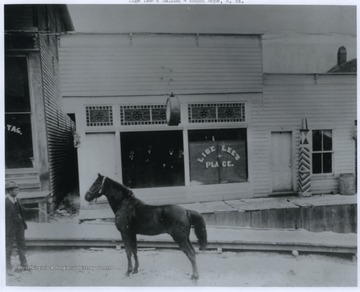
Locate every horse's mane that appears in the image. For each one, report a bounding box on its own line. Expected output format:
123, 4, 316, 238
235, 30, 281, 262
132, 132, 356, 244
106, 176, 134, 198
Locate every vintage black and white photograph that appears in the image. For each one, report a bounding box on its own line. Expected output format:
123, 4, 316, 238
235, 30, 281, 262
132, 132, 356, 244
2, 1, 358, 289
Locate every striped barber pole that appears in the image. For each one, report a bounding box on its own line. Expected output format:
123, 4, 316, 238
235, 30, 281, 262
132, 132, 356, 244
298, 122, 312, 197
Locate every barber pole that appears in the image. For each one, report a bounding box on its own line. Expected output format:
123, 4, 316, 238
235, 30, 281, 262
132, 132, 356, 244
298, 118, 312, 197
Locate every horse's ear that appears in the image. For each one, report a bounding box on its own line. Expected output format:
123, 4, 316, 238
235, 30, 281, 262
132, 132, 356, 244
98, 173, 101, 177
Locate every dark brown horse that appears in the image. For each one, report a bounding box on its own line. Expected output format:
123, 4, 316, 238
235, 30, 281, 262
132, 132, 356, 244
85, 174, 207, 280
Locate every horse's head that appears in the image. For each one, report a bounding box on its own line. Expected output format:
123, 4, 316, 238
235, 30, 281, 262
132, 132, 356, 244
85, 173, 107, 202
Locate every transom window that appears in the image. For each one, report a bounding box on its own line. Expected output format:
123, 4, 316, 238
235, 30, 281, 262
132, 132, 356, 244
86, 106, 113, 127
120, 105, 167, 126
312, 130, 333, 174
188, 103, 245, 123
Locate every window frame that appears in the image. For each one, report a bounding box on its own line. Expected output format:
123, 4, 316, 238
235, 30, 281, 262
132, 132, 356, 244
120, 130, 185, 188
188, 128, 248, 185
5, 55, 35, 170
311, 129, 334, 175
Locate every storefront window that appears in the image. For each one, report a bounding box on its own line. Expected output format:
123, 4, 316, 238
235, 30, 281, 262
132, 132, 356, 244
5, 57, 34, 169
121, 131, 184, 188
189, 129, 248, 185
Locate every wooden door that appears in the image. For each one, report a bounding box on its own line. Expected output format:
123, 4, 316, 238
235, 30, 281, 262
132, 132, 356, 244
271, 132, 292, 193
81, 133, 117, 197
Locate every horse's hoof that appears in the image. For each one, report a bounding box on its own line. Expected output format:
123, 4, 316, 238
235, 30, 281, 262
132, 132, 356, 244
132, 269, 138, 274
125, 271, 131, 277
191, 275, 199, 281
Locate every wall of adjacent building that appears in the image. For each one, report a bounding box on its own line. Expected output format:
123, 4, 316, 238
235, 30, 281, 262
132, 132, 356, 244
259, 73, 356, 195
39, 32, 77, 203
59, 33, 356, 208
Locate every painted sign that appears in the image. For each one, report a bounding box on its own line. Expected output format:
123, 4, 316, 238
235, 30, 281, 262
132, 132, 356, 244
189, 140, 247, 185
6, 124, 23, 135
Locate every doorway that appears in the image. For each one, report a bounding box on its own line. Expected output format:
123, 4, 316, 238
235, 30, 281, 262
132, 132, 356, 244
271, 131, 293, 193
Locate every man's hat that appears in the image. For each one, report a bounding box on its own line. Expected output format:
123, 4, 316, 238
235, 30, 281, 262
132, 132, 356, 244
5, 181, 19, 190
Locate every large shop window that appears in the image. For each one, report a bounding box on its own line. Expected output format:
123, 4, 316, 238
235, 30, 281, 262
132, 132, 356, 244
5, 57, 34, 169
312, 130, 333, 174
189, 129, 248, 185
121, 131, 184, 188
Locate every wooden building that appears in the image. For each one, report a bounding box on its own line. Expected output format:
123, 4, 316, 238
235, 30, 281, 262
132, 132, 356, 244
5, 5, 78, 211
58, 33, 356, 212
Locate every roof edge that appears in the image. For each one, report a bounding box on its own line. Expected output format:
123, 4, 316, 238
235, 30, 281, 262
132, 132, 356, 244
57, 5, 75, 32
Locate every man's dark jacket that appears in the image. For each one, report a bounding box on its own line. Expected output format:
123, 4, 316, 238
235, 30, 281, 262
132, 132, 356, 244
5, 197, 28, 232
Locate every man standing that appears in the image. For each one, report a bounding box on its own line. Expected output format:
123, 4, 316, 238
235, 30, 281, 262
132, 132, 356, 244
5, 181, 28, 276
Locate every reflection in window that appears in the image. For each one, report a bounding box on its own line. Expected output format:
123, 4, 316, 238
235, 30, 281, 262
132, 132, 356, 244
5, 57, 34, 169
312, 130, 333, 174
121, 131, 184, 188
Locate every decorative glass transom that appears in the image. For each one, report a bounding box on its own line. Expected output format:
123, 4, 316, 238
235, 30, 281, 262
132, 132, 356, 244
86, 106, 113, 127
120, 105, 168, 126
188, 103, 245, 123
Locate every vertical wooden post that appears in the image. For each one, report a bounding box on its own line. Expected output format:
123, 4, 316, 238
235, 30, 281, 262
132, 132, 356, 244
299, 118, 312, 197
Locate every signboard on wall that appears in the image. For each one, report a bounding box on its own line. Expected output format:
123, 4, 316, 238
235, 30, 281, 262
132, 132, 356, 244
189, 140, 247, 185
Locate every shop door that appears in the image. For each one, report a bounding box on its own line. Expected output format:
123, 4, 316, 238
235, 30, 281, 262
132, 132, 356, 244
82, 133, 117, 194
271, 132, 292, 193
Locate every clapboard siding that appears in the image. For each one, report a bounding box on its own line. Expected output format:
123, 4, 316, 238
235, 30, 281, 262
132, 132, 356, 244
251, 74, 356, 196
250, 126, 271, 196
59, 33, 356, 203
59, 34, 263, 97
39, 34, 76, 202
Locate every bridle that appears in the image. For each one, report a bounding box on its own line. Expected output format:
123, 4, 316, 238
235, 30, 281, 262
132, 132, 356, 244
98, 175, 107, 195
88, 176, 107, 201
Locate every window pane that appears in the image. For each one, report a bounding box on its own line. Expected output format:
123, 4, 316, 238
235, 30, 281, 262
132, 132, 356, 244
5, 57, 31, 112
189, 105, 217, 122
312, 153, 322, 174
189, 141, 220, 185
218, 140, 247, 183
5, 114, 34, 168
323, 153, 332, 173
312, 130, 322, 151
323, 130, 332, 151
189, 129, 247, 185
121, 131, 184, 188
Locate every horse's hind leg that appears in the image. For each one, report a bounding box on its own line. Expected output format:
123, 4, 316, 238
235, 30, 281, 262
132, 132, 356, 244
124, 243, 133, 276
172, 234, 199, 280
121, 234, 134, 276
130, 235, 139, 274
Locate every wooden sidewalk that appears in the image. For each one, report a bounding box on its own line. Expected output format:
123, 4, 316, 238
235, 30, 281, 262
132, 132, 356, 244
79, 194, 357, 233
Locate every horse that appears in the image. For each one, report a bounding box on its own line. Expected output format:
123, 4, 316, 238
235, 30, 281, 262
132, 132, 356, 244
85, 173, 207, 280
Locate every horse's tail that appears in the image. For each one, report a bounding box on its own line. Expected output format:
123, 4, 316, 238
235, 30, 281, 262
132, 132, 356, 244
187, 210, 207, 250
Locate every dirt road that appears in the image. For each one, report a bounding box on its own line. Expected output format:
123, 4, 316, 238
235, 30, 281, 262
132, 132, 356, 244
5, 247, 357, 287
